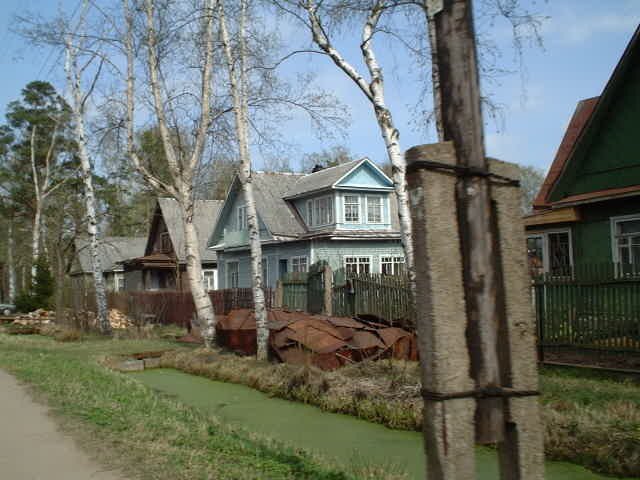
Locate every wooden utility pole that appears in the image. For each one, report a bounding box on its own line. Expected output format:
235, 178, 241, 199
405, 0, 544, 479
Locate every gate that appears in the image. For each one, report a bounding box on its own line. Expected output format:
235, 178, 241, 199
307, 261, 326, 314
281, 272, 308, 311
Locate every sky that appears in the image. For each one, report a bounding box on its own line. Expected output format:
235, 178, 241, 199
0, 1, 638, 174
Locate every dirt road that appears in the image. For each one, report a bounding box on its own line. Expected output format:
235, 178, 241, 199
0, 369, 126, 480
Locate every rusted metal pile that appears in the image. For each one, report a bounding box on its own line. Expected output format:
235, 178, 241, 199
215, 309, 417, 370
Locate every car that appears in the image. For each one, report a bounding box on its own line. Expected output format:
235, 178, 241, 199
0, 303, 16, 316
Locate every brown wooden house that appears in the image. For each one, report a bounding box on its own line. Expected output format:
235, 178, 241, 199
123, 198, 223, 291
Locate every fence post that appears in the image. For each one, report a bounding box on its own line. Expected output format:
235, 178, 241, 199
323, 264, 333, 316
275, 280, 283, 309
406, 142, 476, 480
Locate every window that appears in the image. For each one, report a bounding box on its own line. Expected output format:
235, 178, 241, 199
261, 258, 270, 287
291, 256, 308, 273
227, 262, 239, 288
344, 195, 360, 223
611, 215, 640, 275
526, 230, 573, 276
306, 196, 334, 227
160, 232, 171, 252
381, 256, 405, 275
237, 205, 248, 231
114, 272, 125, 292
202, 269, 216, 291
344, 256, 371, 274
367, 196, 383, 223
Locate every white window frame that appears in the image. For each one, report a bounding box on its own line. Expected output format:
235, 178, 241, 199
610, 214, 640, 271
201, 269, 216, 291
306, 195, 334, 227
343, 194, 361, 224
114, 272, 125, 291
366, 195, 384, 224
261, 256, 271, 287
380, 255, 405, 275
344, 255, 372, 274
237, 205, 248, 231
526, 229, 573, 275
290, 256, 308, 273
227, 261, 239, 288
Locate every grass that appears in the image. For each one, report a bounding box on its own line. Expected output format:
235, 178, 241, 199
0, 331, 404, 480
158, 348, 640, 478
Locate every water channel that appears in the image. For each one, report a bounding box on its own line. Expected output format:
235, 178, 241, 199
133, 368, 624, 479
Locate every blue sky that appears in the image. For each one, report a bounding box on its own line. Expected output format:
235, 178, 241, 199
0, 1, 638, 173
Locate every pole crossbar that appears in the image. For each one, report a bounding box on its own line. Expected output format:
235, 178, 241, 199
421, 388, 540, 402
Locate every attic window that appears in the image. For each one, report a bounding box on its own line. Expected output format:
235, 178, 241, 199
237, 205, 248, 231
366, 196, 383, 223
306, 196, 334, 227
344, 195, 360, 223
160, 232, 171, 253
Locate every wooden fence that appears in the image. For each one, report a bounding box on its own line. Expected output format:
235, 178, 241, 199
279, 265, 415, 329
107, 288, 273, 327
534, 263, 640, 365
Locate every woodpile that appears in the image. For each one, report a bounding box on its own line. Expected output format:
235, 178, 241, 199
13, 309, 55, 326
108, 309, 132, 329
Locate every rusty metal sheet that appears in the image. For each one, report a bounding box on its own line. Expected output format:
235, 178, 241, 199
288, 318, 346, 340
270, 328, 296, 348
335, 327, 354, 340
325, 316, 366, 329
287, 325, 348, 354
349, 330, 385, 350
378, 327, 411, 347
221, 309, 255, 330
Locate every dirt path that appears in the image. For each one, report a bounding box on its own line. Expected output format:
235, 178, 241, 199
0, 369, 126, 480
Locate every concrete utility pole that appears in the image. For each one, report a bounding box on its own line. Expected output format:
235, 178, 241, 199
406, 0, 545, 479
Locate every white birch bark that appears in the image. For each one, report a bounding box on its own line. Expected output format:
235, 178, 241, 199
7, 219, 16, 303
123, 0, 217, 345
219, 0, 269, 360
64, 0, 110, 334
302, 0, 415, 290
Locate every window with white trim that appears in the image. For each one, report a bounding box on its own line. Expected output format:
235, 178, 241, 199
344, 256, 371, 274
344, 195, 360, 223
526, 230, 573, 276
611, 215, 640, 275
202, 269, 216, 291
261, 258, 270, 287
237, 205, 248, 231
227, 262, 239, 288
306, 196, 334, 227
367, 196, 383, 223
114, 272, 125, 291
291, 256, 308, 273
381, 256, 405, 275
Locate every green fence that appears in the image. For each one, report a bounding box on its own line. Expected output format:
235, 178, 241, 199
280, 272, 309, 312
534, 263, 640, 364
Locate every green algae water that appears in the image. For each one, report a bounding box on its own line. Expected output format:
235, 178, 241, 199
133, 369, 618, 479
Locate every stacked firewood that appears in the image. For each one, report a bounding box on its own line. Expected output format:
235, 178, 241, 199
13, 309, 55, 326
108, 309, 132, 329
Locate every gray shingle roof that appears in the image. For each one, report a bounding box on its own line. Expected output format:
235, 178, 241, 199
282, 159, 364, 198
252, 172, 306, 235
72, 237, 147, 274
158, 198, 223, 263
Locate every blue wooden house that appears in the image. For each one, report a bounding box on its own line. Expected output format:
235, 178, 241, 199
208, 158, 406, 289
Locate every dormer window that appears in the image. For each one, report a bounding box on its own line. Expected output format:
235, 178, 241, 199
237, 205, 248, 231
306, 196, 334, 227
160, 232, 171, 252
344, 195, 360, 223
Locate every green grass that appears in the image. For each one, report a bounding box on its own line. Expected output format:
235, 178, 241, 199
0, 333, 400, 480
540, 365, 640, 477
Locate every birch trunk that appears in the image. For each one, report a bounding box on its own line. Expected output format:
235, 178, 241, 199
65, 1, 110, 334
303, 0, 415, 291
7, 219, 16, 303
219, 0, 269, 360
426, 10, 445, 141
30, 126, 42, 283
122, 0, 217, 345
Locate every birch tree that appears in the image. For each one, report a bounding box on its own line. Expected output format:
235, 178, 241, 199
277, 0, 416, 288
219, 0, 269, 360
61, 0, 111, 333
122, 0, 218, 345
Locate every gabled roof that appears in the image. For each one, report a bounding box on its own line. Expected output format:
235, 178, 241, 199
282, 159, 362, 198
71, 236, 146, 274
156, 198, 223, 263
252, 172, 306, 236
533, 97, 598, 210
536, 25, 640, 209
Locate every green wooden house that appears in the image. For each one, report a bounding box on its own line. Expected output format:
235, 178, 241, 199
525, 25, 640, 277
